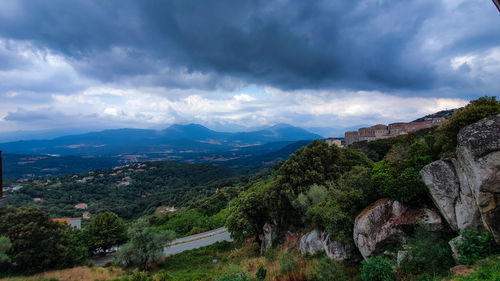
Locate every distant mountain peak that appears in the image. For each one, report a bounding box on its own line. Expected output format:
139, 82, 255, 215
269, 123, 295, 129
167, 123, 210, 130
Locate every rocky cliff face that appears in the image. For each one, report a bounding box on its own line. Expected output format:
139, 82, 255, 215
353, 199, 442, 259
420, 114, 500, 243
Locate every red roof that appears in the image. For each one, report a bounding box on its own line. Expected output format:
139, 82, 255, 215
53, 218, 80, 223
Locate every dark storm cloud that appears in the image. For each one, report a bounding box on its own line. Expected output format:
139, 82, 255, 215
0, 0, 499, 93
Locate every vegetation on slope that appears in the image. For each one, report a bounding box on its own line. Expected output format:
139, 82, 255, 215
7, 161, 234, 219
1, 97, 499, 280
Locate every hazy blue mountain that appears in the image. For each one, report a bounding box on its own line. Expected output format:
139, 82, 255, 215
0, 124, 322, 156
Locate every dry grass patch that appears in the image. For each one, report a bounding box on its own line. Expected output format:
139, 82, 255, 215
2, 266, 124, 281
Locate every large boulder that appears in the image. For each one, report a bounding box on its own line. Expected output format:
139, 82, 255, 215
420, 159, 483, 232
420, 114, 500, 242
299, 230, 324, 255
321, 232, 361, 261
353, 199, 442, 259
299, 230, 361, 261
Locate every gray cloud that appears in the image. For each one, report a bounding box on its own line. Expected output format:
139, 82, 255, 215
0, 0, 498, 95
0, 0, 498, 134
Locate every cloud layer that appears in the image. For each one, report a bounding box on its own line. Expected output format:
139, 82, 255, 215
0, 0, 498, 135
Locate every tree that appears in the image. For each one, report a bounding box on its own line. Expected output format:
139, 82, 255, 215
0, 206, 85, 273
226, 180, 272, 245
0, 236, 11, 263
115, 218, 175, 270
85, 212, 127, 255
303, 166, 373, 243
275, 140, 372, 225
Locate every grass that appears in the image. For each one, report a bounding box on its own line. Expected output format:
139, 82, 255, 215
158, 237, 325, 281
1, 266, 124, 281
446, 255, 500, 281
157, 231, 363, 281
1, 235, 360, 281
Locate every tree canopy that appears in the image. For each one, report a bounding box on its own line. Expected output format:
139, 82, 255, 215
85, 211, 127, 255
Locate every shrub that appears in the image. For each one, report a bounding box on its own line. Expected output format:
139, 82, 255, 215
152, 270, 174, 281
361, 256, 395, 281
121, 269, 151, 281
115, 218, 175, 270
315, 256, 347, 281
280, 252, 298, 274
399, 226, 455, 276
215, 272, 251, 281
256, 264, 267, 281
456, 230, 500, 265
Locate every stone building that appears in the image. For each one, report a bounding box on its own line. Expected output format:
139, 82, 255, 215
344, 131, 359, 146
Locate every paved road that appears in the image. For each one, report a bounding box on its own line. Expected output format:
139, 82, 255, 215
165, 230, 232, 256
93, 228, 232, 265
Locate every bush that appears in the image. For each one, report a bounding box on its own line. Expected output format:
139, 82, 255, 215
115, 218, 175, 270
456, 230, 500, 265
121, 269, 151, 281
399, 226, 455, 276
361, 256, 395, 281
256, 264, 267, 281
315, 256, 347, 281
281, 252, 298, 274
215, 272, 251, 281
152, 270, 174, 281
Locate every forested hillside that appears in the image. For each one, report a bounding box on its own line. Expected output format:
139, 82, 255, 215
7, 161, 235, 219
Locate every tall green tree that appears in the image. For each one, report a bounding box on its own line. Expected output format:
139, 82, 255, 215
226, 180, 272, 245
115, 218, 175, 270
275, 140, 372, 225
85, 212, 127, 255
0, 206, 85, 273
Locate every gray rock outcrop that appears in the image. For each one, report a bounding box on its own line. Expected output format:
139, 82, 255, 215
300, 230, 324, 255
261, 222, 277, 255
300, 230, 361, 261
420, 114, 500, 242
353, 199, 442, 259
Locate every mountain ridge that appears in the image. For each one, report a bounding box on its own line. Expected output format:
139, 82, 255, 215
0, 123, 322, 156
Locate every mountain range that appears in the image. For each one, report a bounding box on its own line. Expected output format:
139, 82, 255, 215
0, 123, 322, 156
0, 124, 322, 178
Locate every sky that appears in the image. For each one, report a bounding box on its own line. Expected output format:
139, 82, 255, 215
0, 0, 499, 137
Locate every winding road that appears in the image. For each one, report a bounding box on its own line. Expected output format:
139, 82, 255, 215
93, 227, 233, 265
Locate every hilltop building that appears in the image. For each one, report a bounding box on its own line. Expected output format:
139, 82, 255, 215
325, 138, 344, 148
345, 131, 359, 146
345, 117, 448, 146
